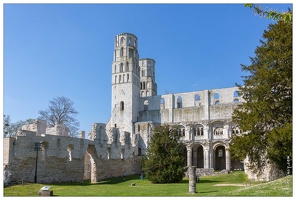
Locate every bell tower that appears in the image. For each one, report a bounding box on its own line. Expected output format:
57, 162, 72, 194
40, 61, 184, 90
111, 33, 140, 134
139, 58, 157, 97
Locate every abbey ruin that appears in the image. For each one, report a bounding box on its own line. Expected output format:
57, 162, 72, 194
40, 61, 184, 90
3, 33, 280, 186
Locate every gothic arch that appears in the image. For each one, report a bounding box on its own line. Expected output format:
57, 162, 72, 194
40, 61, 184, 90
213, 143, 226, 170
84, 145, 98, 183
192, 144, 204, 168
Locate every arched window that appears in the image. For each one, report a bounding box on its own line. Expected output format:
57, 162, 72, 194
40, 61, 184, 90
195, 94, 200, 101
120, 37, 124, 45
120, 101, 124, 111
142, 69, 145, 77
234, 99, 239, 103
120, 63, 123, 72
127, 74, 129, 82
144, 100, 148, 111
178, 126, 185, 136
177, 96, 182, 108
67, 144, 74, 161
234, 91, 239, 97
115, 75, 117, 84
114, 65, 117, 73
128, 37, 132, 45
141, 91, 145, 97
120, 47, 123, 56
214, 93, 219, 99
160, 98, 165, 109
126, 62, 129, 71
119, 75, 121, 83
215, 100, 220, 105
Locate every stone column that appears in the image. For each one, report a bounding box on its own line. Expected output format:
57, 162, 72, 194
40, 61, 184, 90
192, 148, 197, 166
209, 142, 214, 169
204, 145, 209, 168
225, 148, 231, 171
186, 144, 193, 167
188, 166, 197, 194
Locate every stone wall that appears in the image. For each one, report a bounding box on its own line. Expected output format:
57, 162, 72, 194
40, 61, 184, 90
3, 120, 142, 186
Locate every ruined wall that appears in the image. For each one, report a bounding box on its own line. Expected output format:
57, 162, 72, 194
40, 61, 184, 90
3, 121, 141, 185
243, 157, 285, 181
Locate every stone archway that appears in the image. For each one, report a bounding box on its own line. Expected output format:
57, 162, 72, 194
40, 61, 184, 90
192, 144, 204, 168
83, 145, 98, 183
214, 145, 226, 170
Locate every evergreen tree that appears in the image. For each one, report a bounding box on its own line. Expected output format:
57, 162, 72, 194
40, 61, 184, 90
141, 124, 186, 183
230, 19, 292, 175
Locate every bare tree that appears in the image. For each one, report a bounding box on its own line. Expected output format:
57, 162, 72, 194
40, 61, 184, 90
38, 96, 80, 137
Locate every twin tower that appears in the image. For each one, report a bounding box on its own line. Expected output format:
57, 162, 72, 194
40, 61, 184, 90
111, 33, 156, 134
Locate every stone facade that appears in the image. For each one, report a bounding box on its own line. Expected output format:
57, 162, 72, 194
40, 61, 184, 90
4, 32, 280, 186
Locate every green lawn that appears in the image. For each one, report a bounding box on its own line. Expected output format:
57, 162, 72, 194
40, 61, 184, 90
3, 171, 293, 197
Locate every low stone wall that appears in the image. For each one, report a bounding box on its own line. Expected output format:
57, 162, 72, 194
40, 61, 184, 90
185, 168, 230, 178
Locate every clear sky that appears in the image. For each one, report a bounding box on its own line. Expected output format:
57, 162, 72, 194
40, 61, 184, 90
2, 2, 293, 135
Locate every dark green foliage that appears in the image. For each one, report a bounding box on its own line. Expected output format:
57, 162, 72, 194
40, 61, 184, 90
230, 20, 292, 175
141, 124, 186, 183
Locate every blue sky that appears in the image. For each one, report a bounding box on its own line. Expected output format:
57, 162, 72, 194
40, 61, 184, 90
2, 2, 293, 135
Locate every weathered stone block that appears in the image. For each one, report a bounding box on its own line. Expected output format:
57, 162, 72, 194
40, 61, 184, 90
38, 190, 53, 196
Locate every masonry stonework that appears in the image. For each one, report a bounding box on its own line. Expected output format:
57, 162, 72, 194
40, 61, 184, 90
3, 33, 281, 186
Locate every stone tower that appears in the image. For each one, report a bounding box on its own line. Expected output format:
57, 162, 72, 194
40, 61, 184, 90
111, 33, 140, 134
139, 58, 157, 97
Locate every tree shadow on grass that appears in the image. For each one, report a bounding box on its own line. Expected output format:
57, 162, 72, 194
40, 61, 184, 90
50, 175, 222, 186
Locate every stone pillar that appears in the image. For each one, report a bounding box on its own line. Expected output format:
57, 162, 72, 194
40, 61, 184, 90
192, 148, 197, 166
186, 144, 193, 167
188, 166, 197, 194
225, 148, 231, 171
208, 141, 214, 168
204, 146, 209, 168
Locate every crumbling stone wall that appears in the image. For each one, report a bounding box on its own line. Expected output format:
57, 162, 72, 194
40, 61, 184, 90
3, 120, 141, 185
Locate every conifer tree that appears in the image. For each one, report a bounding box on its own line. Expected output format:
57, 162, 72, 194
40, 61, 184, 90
230, 19, 292, 175
141, 124, 186, 183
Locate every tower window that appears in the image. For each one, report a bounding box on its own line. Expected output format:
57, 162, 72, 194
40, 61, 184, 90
144, 100, 148, 111
214, 93, 219, 99
160, 98, 165, 109
177, 96, 182, 108
142, 69, 145, 77
195, 94, 200, 101
120, 47, 123, 56
234, 91, 239, 97
120, 63, 123, 72
120, 101, 124, 111
126, 62, 129, 71
120, 37, 125, 45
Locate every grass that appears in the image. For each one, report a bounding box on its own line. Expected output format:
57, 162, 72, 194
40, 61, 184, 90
3, 171, 293, 197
